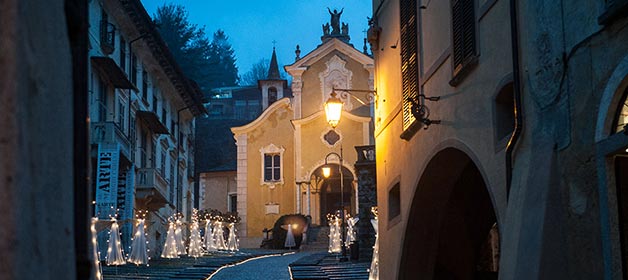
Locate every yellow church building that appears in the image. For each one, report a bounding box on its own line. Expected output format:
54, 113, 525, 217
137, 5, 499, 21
231, 18, 374, 244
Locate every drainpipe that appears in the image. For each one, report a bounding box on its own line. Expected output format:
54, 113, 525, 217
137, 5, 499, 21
506, 0, 523, 199
176, 106, 190, 213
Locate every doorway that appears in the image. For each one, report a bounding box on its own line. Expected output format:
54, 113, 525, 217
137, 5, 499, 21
399, 148, 499, 280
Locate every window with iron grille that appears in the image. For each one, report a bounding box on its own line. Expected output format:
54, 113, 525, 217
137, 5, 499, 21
450, 0, 477, 86
100, 10, 115, 54
263, 154, 281, 182
400, 0, 419, 132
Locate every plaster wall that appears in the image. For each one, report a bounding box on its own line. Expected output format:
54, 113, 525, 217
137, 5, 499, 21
300, 51, 372, 117
200, 171, 237, 212
0, 0, 76, 279
243, 102, 295, 237
372, 0, 512, 278
500, 1, 628, 279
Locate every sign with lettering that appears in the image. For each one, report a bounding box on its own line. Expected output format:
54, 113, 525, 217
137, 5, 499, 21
95, 143, 120, 218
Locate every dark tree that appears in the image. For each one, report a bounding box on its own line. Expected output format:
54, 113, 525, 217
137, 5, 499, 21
240, 58, 288, 86
208, 29, 239, 88
154, 4, 223, 92
240, 59, 269, 86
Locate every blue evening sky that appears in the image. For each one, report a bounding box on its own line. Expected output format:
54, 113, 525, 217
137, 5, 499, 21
140, 1, 373, 79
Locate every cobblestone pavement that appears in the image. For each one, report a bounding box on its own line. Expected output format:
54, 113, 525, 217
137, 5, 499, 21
208, 251, 310, 280
101, 249, 288, 280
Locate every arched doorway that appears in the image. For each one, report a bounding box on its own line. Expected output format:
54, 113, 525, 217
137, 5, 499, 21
307, 164, 355, 226
399, 148, 499, 280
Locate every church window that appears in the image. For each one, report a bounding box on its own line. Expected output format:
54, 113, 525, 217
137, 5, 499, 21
264, 154, 281, 182
260, 143, 285, 185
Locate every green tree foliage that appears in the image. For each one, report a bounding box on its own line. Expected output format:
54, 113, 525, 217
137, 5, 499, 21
208, 30, 239, 88
153, 4, 239, 91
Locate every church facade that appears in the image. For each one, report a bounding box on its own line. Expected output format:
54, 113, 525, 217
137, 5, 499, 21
232, 15, 374, 243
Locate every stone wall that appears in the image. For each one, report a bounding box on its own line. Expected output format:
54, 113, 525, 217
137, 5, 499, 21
0, 0, 77, 279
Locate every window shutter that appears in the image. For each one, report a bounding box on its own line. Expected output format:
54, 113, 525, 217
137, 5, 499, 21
452, 0, 476, 75
400, 0, 419, 131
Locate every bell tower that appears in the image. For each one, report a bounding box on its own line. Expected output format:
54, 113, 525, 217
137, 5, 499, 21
258, 47, 287, 110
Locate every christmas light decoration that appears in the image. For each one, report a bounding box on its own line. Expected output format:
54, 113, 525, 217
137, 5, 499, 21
213, 221, 227, 250
174, 215, 186, 255
369, 207, 379, 280
161, 222, 179, 258
284, 223, 296, 249
128, 217, 149, 265
188, 209, 204, 257
106, 218, 126, 265
345, 215, 359, 246
226, 222, 239, 252
204, 219, 217, 252
91, 218, 102, 280
327, 213, 342, 253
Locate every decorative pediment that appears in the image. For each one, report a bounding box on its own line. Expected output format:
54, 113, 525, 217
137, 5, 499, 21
259, 143, 285, 154
319, 55, 353, 110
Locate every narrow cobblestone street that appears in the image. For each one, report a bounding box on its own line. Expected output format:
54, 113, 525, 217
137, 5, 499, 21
209, 251, 307, 280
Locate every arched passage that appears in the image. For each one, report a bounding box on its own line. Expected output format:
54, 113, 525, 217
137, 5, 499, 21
306, 164, 355, 225
399, 147, 499, 280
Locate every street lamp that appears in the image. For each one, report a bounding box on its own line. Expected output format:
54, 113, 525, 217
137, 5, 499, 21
322, 148, 348, 262
324, 91, 344, 129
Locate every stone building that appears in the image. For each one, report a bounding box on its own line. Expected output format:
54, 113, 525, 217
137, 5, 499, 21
87, 0, 205, 258
231, 13, 374, 246
370, 0, 628, 279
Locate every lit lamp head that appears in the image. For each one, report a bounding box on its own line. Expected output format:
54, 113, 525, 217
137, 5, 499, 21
322, 166, 331, 178
325, 90, 343, 128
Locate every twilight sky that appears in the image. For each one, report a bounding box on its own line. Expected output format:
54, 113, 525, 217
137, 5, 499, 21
140, 0, 373, 80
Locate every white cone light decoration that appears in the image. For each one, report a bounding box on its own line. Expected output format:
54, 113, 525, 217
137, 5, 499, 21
284, 224, 296, 249
188, 209, 204, 257
369, 207, 379, 280
91, 218, 103, 280
328, 215, 342, 253
128, 219, 149, 265
175, 218, 185, 255
204, 219, 217, 252
214, 221, 227, 250
346, 216, 359, 246
226, 223, 239, 252
161, 222, 179, 258
106, 218, 126, 265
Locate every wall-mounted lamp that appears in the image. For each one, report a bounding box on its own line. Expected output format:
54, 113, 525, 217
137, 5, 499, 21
324, 87, 377, 129
408, 93, 441, 129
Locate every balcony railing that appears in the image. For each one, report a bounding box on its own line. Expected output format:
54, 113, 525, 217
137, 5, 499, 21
136, 168, 170, 210
91, 121, 131, 160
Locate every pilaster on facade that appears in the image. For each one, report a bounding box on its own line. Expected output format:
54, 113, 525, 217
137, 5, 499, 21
235, 133, 248, 237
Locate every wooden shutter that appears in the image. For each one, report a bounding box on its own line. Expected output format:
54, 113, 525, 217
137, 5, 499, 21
400, 0, 419, 131
452, 0, 476, 75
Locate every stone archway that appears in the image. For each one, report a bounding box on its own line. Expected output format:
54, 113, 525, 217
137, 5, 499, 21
399, 148, 499, 280
318, 164, 355, 225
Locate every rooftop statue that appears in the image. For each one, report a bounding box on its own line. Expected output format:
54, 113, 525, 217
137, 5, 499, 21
328, 7, 343, 35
